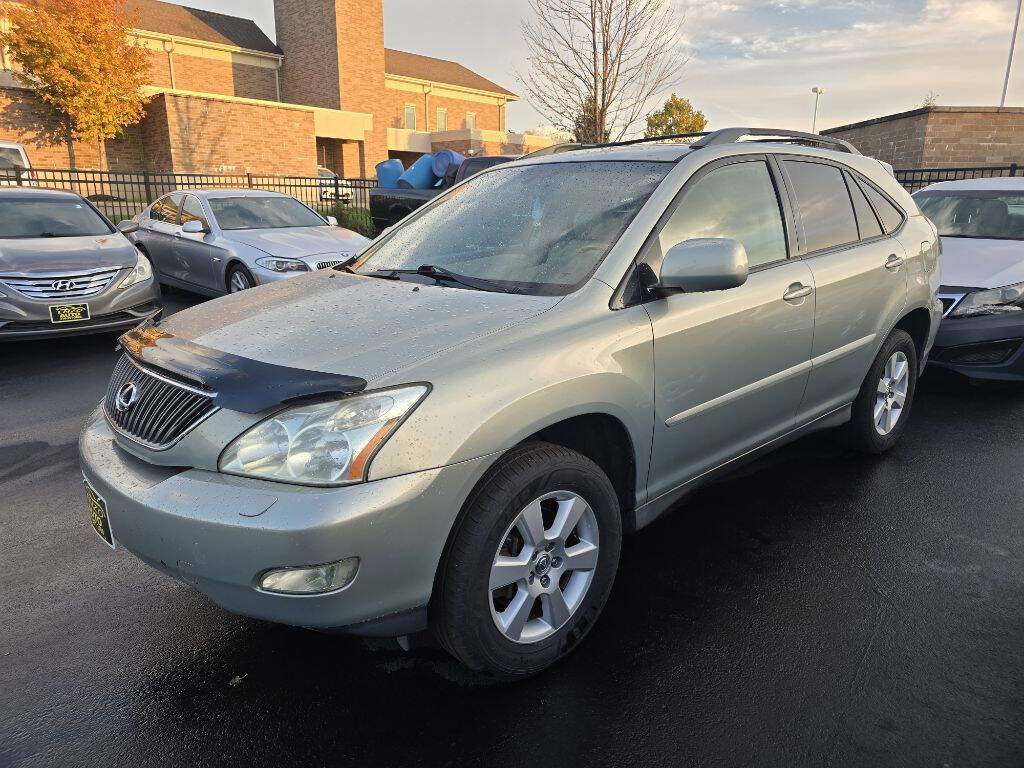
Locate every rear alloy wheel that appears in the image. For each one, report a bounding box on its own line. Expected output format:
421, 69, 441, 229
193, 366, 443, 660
432, 441, 621, 679
844, 329, 918, 453
227, 264, 255, 293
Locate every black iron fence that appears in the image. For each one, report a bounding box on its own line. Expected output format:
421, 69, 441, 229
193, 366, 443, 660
893, 164, 1020, 193
0, 167, 377, 236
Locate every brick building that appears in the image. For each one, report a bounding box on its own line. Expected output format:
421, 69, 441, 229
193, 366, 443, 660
0, 0, 552, 176
822, 106, 1024, 168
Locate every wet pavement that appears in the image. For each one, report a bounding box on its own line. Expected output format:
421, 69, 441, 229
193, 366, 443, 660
2, 288, 1023, 767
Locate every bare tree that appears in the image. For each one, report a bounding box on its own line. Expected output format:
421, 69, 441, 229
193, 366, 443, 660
517, 0, 685, 142
922, 90, 939, 107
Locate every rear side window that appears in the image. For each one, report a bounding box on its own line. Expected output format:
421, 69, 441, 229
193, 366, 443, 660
656, 159, 788, 268
150, 193, 181, 223
859, 180, 904, 233
784, 160, 859, 253
844, 171, 883, 239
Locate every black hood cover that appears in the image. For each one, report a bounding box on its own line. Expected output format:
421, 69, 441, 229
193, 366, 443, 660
118, 325, 367, 413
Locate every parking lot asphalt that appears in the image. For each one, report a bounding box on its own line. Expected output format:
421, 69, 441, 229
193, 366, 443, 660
1, 288, 1023, 768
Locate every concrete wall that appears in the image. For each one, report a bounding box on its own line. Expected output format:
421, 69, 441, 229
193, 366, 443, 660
824, 107, 1024, 168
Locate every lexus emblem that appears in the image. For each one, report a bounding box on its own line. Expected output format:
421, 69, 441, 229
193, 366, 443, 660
114, 382, 139, 413
52, 279, 78, 291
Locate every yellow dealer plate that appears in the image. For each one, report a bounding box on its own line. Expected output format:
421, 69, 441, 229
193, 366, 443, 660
85, 477, 114, 548
49, 303, 90, 323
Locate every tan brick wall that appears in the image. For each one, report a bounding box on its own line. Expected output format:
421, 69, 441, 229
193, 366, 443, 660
274, 0, 340, 109
823, 109, 929, 166
171, 53, 278, 101
159, 93, 316, 175
146, 50, 174, 89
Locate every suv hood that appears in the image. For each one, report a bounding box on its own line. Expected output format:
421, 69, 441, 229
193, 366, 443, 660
0, 234, 136, 273
940, 236, 1024, 288
222, 226, 370, 259
161, 270, 561, 382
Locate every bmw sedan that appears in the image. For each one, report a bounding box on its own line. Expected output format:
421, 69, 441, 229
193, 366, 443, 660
130, 189, 371, 296
0, 188, 162, 339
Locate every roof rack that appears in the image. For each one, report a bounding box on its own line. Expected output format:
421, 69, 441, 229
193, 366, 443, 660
690, 127, 860, 154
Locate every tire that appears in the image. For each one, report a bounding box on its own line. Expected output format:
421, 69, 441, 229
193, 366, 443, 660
226, 263, 255, 293
432, 441, 622, 679
843, 329, 918, 454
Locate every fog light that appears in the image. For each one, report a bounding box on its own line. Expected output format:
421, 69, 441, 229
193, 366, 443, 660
259, 557, 359, 594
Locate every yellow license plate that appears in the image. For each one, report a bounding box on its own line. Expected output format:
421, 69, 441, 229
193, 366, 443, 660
85, 478, 114, 548
49, 303, 90, 323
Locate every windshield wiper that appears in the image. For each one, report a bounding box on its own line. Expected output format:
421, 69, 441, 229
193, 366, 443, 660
376, 264, 507, 292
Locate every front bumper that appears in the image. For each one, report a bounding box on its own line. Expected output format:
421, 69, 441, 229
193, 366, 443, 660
930, 311, 1024, 381
79, 411, 492, 634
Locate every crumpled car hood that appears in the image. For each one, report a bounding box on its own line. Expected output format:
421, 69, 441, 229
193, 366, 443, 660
161, 270, 561, 382
222, 226, 370, 259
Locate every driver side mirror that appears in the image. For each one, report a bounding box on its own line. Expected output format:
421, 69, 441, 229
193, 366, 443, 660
181, 219, 208, 234
658, 238, 748, 293
325, 215, 339, 227
116, 219, 139, 234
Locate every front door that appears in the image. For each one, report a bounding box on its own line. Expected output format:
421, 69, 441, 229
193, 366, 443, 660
174, 194, 220, 290
641, 156, 815, 502
142, 192, 184, 281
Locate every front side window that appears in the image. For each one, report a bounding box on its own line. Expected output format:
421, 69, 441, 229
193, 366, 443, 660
354, 160, 671, 295
180, 195, 208, 228
652, 159, 788, 269
150, 193, 182, 224
784, 160, 859, 253
0, 147, 25, 168
0, 198, 113, 238
915, 190, 1024, 240
208, 196, 327, 230
404, 105, 417, 130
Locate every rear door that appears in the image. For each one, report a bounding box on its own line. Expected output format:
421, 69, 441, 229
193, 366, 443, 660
642, 155, 816, 500
142, 193, 184, 281
779, 157, 909, 422
174, 194, 220, 290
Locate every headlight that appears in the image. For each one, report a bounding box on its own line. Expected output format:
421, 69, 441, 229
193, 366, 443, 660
218, 385, 429, 486
117, 252, 153, 289
255, 256, 309, 273
950, 282, 1024, 317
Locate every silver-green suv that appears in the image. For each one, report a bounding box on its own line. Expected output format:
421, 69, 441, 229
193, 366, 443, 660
79, 129, 942, 678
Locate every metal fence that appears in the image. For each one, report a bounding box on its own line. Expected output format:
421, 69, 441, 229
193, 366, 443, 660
0, 167, 377, 234
893, 164, 1020, 193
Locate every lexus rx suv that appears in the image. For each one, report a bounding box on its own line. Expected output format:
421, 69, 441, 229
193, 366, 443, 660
80, 128, 942, 678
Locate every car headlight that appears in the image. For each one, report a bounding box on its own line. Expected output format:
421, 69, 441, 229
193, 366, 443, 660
950, 282, 1024, 317
218, 385, 429, 486
255, 256, 309, 273
117, 252, 153, 289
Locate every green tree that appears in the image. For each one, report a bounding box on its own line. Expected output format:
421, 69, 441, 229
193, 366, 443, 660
573, 96, 610, 143
0, 0, 150, 168
644, 94, 707, 139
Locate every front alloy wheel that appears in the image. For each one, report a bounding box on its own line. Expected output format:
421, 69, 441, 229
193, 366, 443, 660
432, 441, 621, 679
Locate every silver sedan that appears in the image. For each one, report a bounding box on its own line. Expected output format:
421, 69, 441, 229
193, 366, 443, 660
130, 189, 371, 295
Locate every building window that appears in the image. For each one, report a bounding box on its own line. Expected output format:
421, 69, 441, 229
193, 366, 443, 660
404, 104, 417, 130
465, 112, 476, 130
436, 107, 447, 132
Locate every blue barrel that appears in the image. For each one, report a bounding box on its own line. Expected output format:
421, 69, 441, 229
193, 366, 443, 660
431, 149, 465, 177
375, 158, 404, 189
396, 153, 439, 189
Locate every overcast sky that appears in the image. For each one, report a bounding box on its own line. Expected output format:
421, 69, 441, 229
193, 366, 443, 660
180, 0, 1023, 134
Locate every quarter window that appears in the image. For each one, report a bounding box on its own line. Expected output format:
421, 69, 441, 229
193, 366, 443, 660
150, 193, 181, 224
655, 159, 788, 269
859, 180, 905, 233
784, 160, 859, 253
844, 171, 883, 239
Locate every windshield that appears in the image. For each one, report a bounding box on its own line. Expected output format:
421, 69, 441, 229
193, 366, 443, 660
0, 198, 113, 238
354, 160, 671, 295
916, 190, 1024, 240
209, 196, 327, 230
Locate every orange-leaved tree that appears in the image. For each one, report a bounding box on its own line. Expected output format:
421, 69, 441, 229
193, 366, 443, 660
0, 0, 149, 168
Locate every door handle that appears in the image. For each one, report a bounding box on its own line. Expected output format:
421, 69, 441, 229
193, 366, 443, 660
173, 230, 182, 238
211, 256, 221, 262
783, 283, 813, 302
885, 253, 904, 270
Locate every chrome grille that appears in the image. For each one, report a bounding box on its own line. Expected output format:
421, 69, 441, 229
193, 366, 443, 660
316, 255, 353, 270
103, 354, 217, 450
0, 266, 123, 300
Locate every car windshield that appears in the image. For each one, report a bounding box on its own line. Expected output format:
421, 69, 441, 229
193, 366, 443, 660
916, 190, 1024, 240
0, 198, 113, 238
209, 196, 327, 230
354, 160, 671, 295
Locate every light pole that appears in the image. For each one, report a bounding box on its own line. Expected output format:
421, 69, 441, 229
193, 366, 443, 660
1001, 0, 1023, 107
811, 87, 825, 133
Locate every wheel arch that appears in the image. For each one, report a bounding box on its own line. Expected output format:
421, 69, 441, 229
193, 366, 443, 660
893, 306, 932, 369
